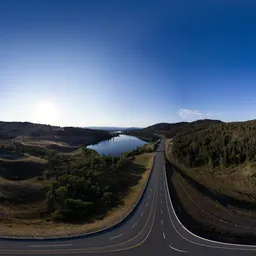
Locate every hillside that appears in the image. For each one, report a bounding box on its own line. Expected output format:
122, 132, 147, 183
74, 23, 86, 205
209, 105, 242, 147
167, 120, 256, 199
0, 142, 156, 233
143, 119, 222, 137
165, 119, 256, 243
0, 121, 158, 230
124, 119, 222, 141
0, 121, 115, 146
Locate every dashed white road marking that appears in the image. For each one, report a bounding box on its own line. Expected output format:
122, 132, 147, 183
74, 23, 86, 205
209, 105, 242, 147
163, 232, 166, 239
161, 220, 163, 226
161, 209, 163, 215
141, 212, 144, 217
145, 202, 148, 207
148, 195, 150, 199
161, 200, 163, 204
132, 222, 138, 228
109, 234, 123, 240
28, 244, 72, 248
169, 245, 187, 253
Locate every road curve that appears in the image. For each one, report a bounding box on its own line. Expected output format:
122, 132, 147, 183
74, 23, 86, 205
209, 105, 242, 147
1, 140, 256, 255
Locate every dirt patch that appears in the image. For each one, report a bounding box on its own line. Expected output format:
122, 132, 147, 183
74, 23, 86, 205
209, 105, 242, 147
0, 153, 154, 238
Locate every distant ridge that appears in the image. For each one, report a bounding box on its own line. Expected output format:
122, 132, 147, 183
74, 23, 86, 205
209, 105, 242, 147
124, 119, 223, 141
86, 126, 142, 131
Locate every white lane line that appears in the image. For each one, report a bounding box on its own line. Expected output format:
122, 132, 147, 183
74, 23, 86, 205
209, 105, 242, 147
161, 200, 163, 204
132, 222, 138, 228
28, 244, 72, 248
163, 166, 256, 251
161, 209, 163, 215
148, 195, 150, 199
161, 220, 163, 226
169, 245, 187, 253
141, 212, 144, 217
109, 234, 123, 240
145, 202, 148, 207
163, 232, 166, 239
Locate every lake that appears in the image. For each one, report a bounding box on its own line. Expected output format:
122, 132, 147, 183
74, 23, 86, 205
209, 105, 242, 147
87, 134, 147, 156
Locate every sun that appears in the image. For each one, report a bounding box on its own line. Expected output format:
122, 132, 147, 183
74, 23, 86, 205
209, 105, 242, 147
34, 102, 58, 124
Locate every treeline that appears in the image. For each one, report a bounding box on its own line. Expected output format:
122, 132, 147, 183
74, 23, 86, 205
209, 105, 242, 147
172, 120, 256, 168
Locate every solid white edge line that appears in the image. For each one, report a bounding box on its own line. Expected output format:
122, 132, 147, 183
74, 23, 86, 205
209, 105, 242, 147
109, 234, 123, 240
169, 245, 187, 253
28, 244, 72, 248
163, 164, 256, 250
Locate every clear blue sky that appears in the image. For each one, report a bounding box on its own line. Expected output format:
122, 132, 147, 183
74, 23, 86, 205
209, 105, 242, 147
1, 0, 256, 127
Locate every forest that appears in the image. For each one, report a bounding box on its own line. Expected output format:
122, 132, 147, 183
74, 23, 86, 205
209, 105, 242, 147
46, 145, 154, 221
172, 120, 256, 168
123, 130, 160, 142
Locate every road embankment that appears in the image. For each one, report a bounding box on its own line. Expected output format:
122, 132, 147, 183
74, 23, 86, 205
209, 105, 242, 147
165, 139, 256, 245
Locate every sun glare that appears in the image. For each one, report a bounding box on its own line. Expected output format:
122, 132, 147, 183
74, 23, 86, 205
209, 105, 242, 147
34, 102, 58, 125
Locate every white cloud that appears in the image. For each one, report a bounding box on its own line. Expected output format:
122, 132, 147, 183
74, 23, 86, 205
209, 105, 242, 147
177, 108, 221, 121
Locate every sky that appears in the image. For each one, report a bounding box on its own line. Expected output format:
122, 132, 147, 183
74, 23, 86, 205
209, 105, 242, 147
1, 0, 256, 127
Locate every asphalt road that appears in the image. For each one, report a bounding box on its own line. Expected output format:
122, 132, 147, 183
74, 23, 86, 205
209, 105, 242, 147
1, 140, 256, 255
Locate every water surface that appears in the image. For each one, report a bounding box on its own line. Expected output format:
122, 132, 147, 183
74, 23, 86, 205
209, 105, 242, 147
87, 134, 147, 156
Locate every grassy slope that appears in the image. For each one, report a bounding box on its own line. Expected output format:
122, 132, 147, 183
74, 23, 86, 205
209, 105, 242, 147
0, 121, 115, 146
0, 152, 154, 237
0, 157, 47, 180
169, 120, 256, 202
0, 175, 48, 221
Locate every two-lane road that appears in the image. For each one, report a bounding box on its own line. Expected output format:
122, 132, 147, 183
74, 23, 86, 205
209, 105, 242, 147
1, 140, 256, 255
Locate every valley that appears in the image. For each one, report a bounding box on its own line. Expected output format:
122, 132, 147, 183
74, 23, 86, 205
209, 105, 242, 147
0, 121, 157, 237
